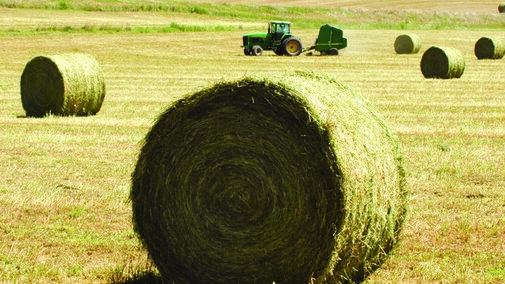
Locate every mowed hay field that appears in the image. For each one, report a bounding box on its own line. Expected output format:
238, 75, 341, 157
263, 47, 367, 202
0, 1, 504, 283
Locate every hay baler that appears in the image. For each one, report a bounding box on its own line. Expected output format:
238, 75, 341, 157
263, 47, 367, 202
309, 24, 348, 55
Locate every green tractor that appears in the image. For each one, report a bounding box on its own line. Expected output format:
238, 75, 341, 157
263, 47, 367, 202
242, 21, 303, 56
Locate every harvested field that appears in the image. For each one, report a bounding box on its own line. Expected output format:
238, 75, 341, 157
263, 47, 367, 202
0, 2, 504, 283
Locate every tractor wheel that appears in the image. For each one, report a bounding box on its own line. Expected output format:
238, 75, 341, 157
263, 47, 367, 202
244, 48, 251, 56
251, 45, 263, 56
328, 48, 339, 56
282, 37, 303, 56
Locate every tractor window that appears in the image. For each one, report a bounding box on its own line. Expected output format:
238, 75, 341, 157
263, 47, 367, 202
277, 24, 289, 34
284, 24, 290, 33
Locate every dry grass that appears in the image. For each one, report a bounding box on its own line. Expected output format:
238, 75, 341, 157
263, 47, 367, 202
0, 4, 504, 283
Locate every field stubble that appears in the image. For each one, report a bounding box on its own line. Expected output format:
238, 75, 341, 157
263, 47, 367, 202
0, 12, 504, 283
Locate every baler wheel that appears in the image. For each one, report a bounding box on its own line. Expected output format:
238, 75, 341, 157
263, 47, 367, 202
328, 48, 339, 55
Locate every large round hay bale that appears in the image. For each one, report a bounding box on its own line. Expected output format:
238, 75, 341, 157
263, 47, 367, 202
20, 53, 105, 117
394, 34, 421, 54
420, 46, 465, 79
474, 37, 505, 59
499, 2, 505, 13
130, 72, 408, 283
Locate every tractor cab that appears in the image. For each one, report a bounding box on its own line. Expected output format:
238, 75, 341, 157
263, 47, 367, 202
269, 21, 291, 42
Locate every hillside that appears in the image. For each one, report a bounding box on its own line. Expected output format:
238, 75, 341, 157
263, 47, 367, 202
0, 0, 504, 32
190, 0, 503, 13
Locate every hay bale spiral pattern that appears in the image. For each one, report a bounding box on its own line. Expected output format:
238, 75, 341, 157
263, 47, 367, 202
474, 37, 505, 59
20, 53, 105, 117
131, 72, 407, 283
394, 34, 421, 54
420, 46, 465, 79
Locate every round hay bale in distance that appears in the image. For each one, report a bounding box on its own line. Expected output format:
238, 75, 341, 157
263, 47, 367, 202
474, 37, 505, 59
394, 34, 421, 54
420, 46, 465, 79
499, 2, 505, 13
20, 53, 106, 117
130, 72, 408, 283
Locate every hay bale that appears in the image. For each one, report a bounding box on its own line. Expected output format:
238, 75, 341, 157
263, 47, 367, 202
420, 46, 465, 79
499, 2, 505, 13
474, 37, 505, 59
130, 72, 407, 283
20, 53, 105, 117
394, 34, 421, 54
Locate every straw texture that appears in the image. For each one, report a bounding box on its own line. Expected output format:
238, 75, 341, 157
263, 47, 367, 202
394, 34, 421, 54
20, 53, 105, 117
420, 46, 465, 79
130, 72, 407, 283
474, 37, 505, 59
